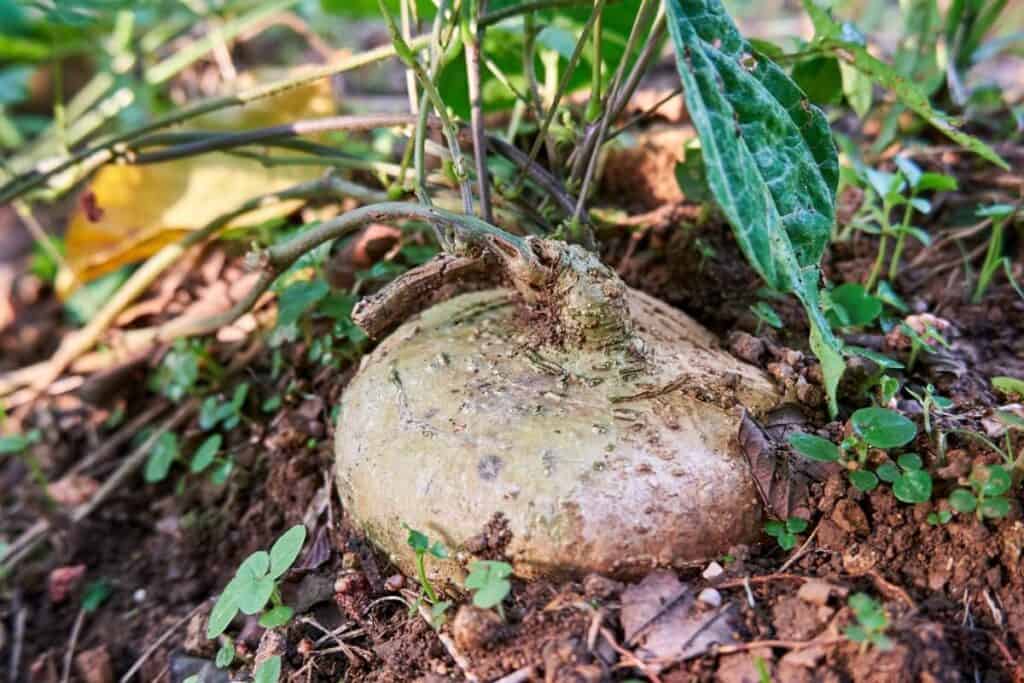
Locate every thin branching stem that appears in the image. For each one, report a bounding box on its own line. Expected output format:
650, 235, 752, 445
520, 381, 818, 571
464, 0, 494, 222
512, 0, 607, 192
571, 0, 659, 232
479, 0, 621, 27
0, 36, 431, 204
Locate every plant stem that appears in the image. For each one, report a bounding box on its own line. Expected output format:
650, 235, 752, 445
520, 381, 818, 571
479, 0, 620, 27
379, 0, 475, 215
886, 195, 916, 282
511, 0, 607, 193
463, 0, 494, 222
972, 218, 1006, 303
865, 200, 893, 292
416, 553, 438, 603
0, 34, 432, 204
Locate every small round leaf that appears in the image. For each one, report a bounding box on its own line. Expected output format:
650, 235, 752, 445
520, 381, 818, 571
849, 469, 879, 492
851, 407, 917, 448
237, 575, 275, 615
896, 453, 922, 470
788, 433, 841, 462
254, 655, 281, 683
980, 466, 1011, 498
948, 489, 977, 513
980, 497, 1011, 519
786, 517, 809, 534
875, 462, 901, 483
190, 433, 222, 473
259, 605, 294, 629
892, 470, 932, 504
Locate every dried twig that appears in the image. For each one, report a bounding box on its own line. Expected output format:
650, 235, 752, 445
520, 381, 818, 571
119, 600, 210, 683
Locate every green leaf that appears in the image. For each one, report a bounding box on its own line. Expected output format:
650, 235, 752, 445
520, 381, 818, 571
979, 465, 1011, 498
800, 0, 1008, 170
269, 525, 307, 580
207, 591, 240, 639
276, 279, 329, 329
788, 432, 841, 462
259, 605, 294, 629
237, 576, 276, 615
237, 551, 271, 580
851, 407, 917, 448
664, 0, 844, 416
210, 458, 234, 485
897, 453, 923, 470
199, 396, 222, 431
190, 434, 222, 473
763, 520, 785, 537
673, 148, 713, 203
876, 462, 901, 483
846, 346, 904, 369
844, 624, 868, 642
785, 517, 809, 534
81, 580, 111, 612
828, 283, 882, 327
144, 431, 180, 483
840, 61, 873, 117
750, 301, 783, 329
216, 639, 235, 668
465, 560, 513, 609
948, 489, 977, 513
254, 655, 281, 683
993, 376, 1024, 397
892, 469, 932, 504
428, 541, 449, 560
0, 433, 32, 454
405, 526, 430, 553
792, 56, 843, 106
980, 497, 1010, 519
776, 532, 797, 550
849, 469, 879, 492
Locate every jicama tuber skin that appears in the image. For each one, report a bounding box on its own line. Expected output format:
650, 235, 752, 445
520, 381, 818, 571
335, 240, 780, 582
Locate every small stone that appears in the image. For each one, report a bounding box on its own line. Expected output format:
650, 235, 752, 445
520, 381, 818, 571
583, 574, 623, 600
451, 605, 504, 652
728, 332, 764, 364
797, 580, 833, 607
384, 574, 405, 592
74, 646, 113, 683
767, 362, 795, 383
842, 543, 881, 575
697, 588, 722, 607
133, 589, 146, 603
702, 561, 725, 580
831, 499, 869, 536
48, 565, 87, 604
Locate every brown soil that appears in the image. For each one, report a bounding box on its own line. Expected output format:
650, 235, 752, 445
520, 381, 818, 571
3, 127, 1024, 683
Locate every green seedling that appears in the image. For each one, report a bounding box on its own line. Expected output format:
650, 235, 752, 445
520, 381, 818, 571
901, 321, 950, 372
253, 655, 281, 683
199, 383, 250, 431
906, 384, 954, 439
948, 464, 1013, 520
876, 453, 932, 504
763, 517, 808, 551
825, 282, 882, 329
789, 406, 918, 492
206, 524, 306, 639
465, 560, 513, 617
81, 580, 112, 612
215, 637, 234, 669
993, 376, 1024, 399
405, 525, 447, 604
972, 204, 1017, 304
750, 301, 783, 335
844, 593, 893, 652
926, 509, 952, 526
150, 338, 223, 402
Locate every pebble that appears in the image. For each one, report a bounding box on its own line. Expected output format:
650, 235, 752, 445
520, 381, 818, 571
702, 561, 724, 580
697, 588, 722, 607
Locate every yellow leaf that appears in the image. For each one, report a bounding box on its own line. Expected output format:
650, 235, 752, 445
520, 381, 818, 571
58, 73, 333, 298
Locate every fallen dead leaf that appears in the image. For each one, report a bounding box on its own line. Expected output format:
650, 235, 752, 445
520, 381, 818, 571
58, 74, 334, 297
620, 570, 740, 671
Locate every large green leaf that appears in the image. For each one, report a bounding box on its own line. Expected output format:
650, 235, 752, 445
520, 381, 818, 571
664, 0, 844, 414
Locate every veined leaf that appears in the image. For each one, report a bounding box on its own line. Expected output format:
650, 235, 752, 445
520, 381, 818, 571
801, 0, 1008, 170
664, 0, 844, 414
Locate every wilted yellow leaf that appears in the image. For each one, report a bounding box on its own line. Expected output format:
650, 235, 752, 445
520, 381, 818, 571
58, 73, 333, 297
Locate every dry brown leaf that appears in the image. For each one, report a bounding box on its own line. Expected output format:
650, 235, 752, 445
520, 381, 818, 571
58, 75, 334, 297
620, 570, 740, 671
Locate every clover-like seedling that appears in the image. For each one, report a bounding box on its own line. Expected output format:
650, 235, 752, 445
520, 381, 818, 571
465, 560, 513, 617
949, 464, 1013, 520
405, 525, 447, 604
906, 384, 953, 439
788, 406, 917, 492
926, 509, 952, 526
876, 453, 932, 504
825, 283, 882, 329
844, 593, 893, 652
206, 524, 306, 639
763, 517, 808, 551
901, 322, 950, 372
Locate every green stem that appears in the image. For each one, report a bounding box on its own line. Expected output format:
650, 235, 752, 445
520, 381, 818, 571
972, 219, 1006, 303
416, 552, 438, 603
886, 195, 916, 282
865, 201, 893, 292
